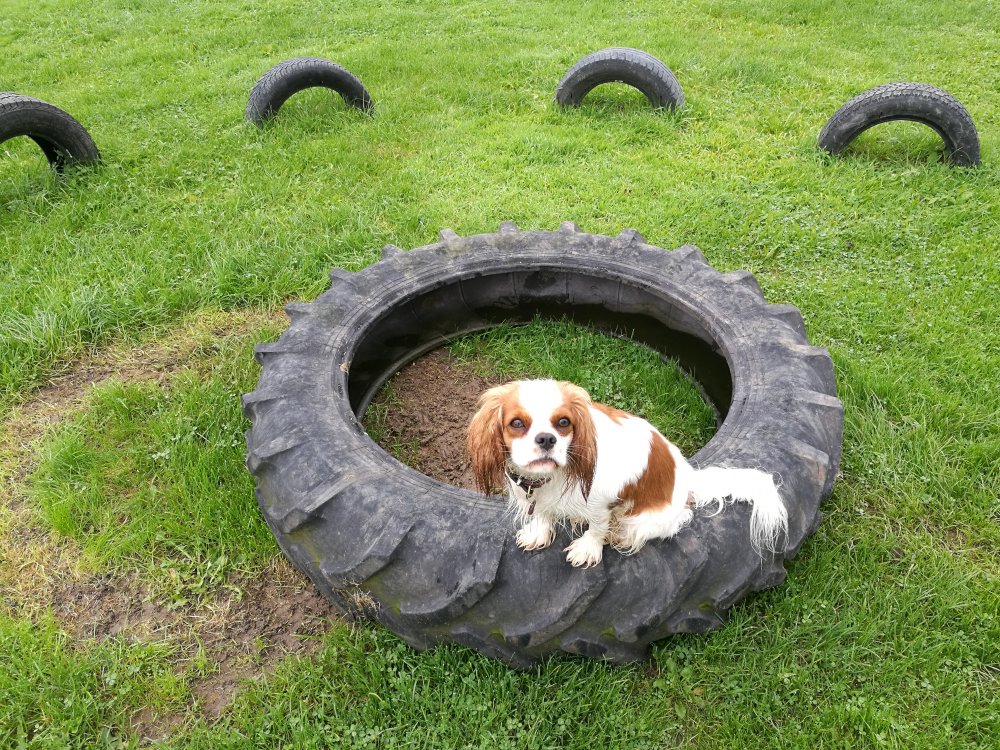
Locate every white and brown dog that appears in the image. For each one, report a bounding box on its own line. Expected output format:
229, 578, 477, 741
467, 379, 787, 567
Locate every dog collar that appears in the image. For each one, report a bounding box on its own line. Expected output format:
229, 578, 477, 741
505, 469, 551, 514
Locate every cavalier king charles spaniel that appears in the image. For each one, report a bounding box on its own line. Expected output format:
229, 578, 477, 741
467, 379, 787, 567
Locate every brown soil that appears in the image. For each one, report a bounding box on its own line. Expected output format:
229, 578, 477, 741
43, 557, 335, 737
365, 348, 501, 490
0, 308, 336, 741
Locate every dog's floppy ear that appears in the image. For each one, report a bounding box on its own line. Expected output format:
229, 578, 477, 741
559, 382, 597, 499
467, 383, 515, 495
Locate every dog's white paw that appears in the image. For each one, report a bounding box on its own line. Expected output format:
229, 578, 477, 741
516, 518, 555, 551
564, 534, 604, 568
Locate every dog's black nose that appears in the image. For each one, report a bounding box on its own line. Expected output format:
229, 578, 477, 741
535, 432, 557, 450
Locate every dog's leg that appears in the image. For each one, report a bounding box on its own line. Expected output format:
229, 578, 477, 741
564, 501, 613, 568
516, 514, 556, 551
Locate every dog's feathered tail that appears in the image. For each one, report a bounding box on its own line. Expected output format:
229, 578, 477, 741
690, 467, 788, 553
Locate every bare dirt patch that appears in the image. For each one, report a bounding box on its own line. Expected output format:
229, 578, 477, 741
128, 557, 335, 738
0, 308, 337, 739
364, 348, 501, 490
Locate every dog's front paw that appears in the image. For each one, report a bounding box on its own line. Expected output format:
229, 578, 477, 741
564, 534, 604, 568
516, 518, 555, 551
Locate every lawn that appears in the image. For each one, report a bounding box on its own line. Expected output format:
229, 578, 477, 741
2, 0, 998, 747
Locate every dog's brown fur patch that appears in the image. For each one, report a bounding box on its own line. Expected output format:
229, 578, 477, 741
619, 433, 676, 515
559, 383, 597, 499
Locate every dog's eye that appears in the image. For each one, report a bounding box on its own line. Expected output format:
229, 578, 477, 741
557, 417, 571, 428
510, 418, 525, 429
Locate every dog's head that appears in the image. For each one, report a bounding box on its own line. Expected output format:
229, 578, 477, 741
467, 379, 596, 497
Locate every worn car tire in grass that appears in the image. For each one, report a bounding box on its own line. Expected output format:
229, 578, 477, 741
245, 57, 374, 125
243, 224, 843, 666
554, 48, 684, 109
817, 82, 980, 166
0, 93, 100, 170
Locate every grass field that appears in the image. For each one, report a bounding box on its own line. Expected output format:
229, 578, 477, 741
2, 0, 999, 747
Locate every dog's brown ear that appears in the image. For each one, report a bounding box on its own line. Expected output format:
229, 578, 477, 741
467, 383, 514, 495
559, 382, 597, 499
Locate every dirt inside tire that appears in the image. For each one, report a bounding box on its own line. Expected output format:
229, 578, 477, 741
364, 348, 500, 490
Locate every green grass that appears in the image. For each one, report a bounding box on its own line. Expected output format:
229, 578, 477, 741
0, 615, 184, 749
2, 0, 999, 747
181, 629, 671, 749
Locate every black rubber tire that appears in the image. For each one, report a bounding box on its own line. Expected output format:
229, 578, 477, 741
0, 93, 100, 170
817, 82, 980, 167
245, 57, 374, 125
243, 224, 844, 666
554, 48, 685, 110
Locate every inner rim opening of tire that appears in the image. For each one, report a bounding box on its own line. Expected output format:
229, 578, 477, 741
348, 266, 734, 434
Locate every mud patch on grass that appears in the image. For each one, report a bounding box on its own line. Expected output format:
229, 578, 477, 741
939, 523, 1000, 569
4, 545, 334, 740
188, 561, 334, 720
0, 307, 337, 739
364, 348, 501, 490
0, 308, 284, 615
130, 558, 335, 738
